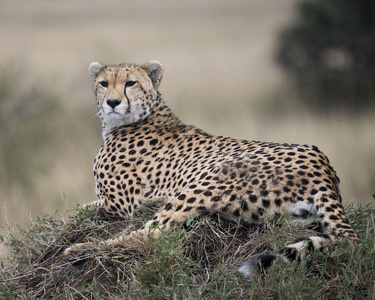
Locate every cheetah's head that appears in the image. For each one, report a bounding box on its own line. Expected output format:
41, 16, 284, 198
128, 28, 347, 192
89, 61, 164, 137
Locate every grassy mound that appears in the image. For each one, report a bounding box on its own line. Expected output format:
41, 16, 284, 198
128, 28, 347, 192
1, 204, 374, 299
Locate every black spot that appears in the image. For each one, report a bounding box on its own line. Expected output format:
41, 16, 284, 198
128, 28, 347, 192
187, 197, 196, 203
200, 172, 208, 180
241, 201, 249, 211
162, 218, 170, 225
178, 194, 186, 200
279, 247, 300, 262
150, 139, 158, 146
197, 206, 207, 212
165, 203, 172, 211
204, 191, 213, 197
211, 196, 221, 202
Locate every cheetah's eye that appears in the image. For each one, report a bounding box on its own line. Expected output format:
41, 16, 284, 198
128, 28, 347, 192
100, 81, 108, 88
126, 81, 137, 88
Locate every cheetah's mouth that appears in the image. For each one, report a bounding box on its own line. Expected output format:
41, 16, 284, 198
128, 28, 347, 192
108, 111, 121, 115
107, 109, 122, 116
106, 107, 130, 116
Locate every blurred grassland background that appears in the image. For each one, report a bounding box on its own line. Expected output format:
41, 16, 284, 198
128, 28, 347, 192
0, 0, 374, 250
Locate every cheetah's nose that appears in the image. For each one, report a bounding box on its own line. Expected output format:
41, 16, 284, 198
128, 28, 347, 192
107, 99, 121, 109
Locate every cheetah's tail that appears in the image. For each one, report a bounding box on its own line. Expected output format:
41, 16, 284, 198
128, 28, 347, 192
238, 231, 359, 280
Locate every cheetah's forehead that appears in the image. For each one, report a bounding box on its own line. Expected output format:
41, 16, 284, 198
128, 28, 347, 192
103, 64, 133, 78
100, 63, 144, 81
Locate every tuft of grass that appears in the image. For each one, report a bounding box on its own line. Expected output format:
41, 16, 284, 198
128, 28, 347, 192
0, 203, 374, 299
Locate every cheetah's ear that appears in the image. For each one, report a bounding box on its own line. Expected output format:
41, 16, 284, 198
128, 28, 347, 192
89, 62, 104, 78
142, 61, 164, 90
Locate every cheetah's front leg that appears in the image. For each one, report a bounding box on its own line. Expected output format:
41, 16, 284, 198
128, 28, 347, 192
63, 230, 144, 256
82, 199, 104, 210
63, 192, 208, 256
63, 180, 236, 256
100, 200, 199, 250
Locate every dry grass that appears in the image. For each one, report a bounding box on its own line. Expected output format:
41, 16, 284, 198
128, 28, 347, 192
1, 204, 374, 299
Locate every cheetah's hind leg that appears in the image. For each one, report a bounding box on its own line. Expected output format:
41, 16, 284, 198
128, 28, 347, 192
238, 196, 359, 280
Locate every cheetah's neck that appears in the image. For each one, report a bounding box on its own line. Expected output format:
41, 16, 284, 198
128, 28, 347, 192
102, 93, 183, 140
145, 93, 183, 127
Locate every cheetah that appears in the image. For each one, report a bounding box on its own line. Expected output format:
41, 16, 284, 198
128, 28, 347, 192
64, 60, 358, 277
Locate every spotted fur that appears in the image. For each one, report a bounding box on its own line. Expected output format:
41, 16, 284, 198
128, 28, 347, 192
64, 61, 358, 277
